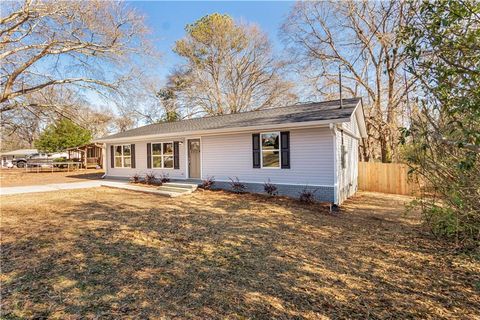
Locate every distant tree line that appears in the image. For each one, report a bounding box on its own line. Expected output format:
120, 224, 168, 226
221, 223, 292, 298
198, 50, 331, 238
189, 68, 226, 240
2, 0, 410, 161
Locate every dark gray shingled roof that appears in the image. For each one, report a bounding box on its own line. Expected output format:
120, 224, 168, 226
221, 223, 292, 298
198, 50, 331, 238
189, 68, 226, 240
99, 98, 361, 141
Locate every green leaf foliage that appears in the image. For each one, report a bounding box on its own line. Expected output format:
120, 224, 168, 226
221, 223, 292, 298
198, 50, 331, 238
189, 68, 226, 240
34, 119, 92, 153
401, 0, 480, 249
174, 13, 248, 65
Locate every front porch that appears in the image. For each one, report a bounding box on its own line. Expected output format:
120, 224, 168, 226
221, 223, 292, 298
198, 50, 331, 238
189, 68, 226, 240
67, 143, 104, 169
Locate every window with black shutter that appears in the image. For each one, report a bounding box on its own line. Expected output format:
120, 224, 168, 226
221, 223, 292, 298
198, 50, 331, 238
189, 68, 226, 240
147, 141, 179, 169
111, 144, 132, 168
253, 131, 290, 169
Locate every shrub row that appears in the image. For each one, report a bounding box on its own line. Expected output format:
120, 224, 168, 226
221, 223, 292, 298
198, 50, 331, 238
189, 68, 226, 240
130, 174, 319, 203
130, 172, 170, 185
198, 176, 318, 204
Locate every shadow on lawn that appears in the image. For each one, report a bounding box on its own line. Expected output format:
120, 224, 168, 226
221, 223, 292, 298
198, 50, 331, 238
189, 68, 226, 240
65, 171, 104, 180
1, 190, 478, 319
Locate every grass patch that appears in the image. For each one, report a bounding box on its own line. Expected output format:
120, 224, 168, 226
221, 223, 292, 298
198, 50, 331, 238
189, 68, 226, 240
0, 168, 104, 187
1, 189, 479, 319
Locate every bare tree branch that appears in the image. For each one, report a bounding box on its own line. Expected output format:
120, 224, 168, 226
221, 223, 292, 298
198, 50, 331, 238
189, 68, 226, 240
282, 0, 414, 162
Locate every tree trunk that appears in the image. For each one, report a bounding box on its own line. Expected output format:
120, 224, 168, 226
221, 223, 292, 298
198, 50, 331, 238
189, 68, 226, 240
380, 136, 392, 163
361, 138, 370, 162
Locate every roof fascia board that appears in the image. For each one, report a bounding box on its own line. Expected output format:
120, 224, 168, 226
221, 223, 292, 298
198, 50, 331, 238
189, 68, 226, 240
95, 117, 350, 143
352, 99, 368, 138
339, 124, 362, 140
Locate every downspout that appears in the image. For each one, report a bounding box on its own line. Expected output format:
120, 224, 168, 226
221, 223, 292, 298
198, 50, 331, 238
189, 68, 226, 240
101, 143, 107, 179
330, 123, 338, 205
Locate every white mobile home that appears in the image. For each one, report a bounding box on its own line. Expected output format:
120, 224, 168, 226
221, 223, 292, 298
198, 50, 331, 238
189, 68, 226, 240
96, 98, 367, 204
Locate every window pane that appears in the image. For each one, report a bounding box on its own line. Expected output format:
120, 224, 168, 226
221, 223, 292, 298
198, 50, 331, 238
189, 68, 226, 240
152, 156, 162, 168
262, 151, 280, 168
163, 143, 173, 155
124, 156, 131, 168
163, 156, 174, 168
115, 157, 122, 167
115, 146, 122, 156
262, 133, 279, 150
123, 145, 131, 156
152, 143, 162, 155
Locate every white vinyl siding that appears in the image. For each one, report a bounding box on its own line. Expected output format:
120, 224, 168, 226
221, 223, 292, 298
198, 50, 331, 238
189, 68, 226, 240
105, 126, 355, 197
202, 127, 334, 186
106, 140, 185, 178
337, 115, 360, 204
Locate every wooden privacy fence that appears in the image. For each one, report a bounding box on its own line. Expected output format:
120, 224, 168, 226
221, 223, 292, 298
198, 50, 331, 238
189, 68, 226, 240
358, 162, 420, 195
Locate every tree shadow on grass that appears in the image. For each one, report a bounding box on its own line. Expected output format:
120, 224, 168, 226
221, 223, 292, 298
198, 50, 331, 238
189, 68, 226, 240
1, 190, 478, 319
65, 171, 105, 181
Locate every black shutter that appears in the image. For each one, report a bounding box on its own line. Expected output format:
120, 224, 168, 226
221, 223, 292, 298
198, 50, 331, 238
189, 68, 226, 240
147, 143, 151, 169
281, 131, 290, 169
173, 141, 180, 169
110, 145, 114, 168
252, 134, 261, 168
131, 144, 136, 168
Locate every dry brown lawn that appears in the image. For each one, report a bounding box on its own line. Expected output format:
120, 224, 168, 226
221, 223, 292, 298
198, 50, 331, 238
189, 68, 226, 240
0, 169, 104, 187
1, 188, 479, 319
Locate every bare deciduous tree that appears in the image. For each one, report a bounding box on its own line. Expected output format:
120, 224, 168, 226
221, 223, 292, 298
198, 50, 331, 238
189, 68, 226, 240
168, 13, 296, 116
1, 107, 42, 149
112, 75, 171, 125
0, 85, 117, 150
0, 0, 155, 115
282, 0, 414, 162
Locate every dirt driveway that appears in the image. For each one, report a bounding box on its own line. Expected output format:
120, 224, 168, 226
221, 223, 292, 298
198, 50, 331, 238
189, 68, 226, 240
1, 189, 478, 319
0, 168, 104, 187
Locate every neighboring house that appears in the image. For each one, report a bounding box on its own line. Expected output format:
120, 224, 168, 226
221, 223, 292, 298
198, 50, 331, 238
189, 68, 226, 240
0, 149, 42, 167
96, 98, 367, 205
0, 149, 69, 168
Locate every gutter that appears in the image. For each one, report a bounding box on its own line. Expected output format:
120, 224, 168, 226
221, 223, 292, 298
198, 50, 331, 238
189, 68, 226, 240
339, 123, 362, 140
330, 123, 339, 205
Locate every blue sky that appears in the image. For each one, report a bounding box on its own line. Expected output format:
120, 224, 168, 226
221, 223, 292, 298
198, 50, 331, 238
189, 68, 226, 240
128, 1, 295, 80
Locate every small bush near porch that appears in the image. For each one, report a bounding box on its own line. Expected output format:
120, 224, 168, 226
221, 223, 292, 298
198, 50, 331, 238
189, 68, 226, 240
1, 189, 478, 319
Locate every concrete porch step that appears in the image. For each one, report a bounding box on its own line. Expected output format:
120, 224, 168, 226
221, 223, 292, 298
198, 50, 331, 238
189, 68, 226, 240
162, 182, 198, 191
157, 185, 194, 193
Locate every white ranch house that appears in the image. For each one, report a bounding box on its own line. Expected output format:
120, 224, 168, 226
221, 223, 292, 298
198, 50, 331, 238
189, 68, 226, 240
96, 98, 367, 205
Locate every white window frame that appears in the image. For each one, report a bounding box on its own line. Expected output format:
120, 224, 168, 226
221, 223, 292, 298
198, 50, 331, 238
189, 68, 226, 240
151, 141, 174, 169
113, 144, 131, 168
260, 131, 281, 169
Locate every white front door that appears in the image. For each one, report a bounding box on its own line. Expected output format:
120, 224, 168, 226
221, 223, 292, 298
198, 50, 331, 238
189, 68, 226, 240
188, 139, 201, 179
